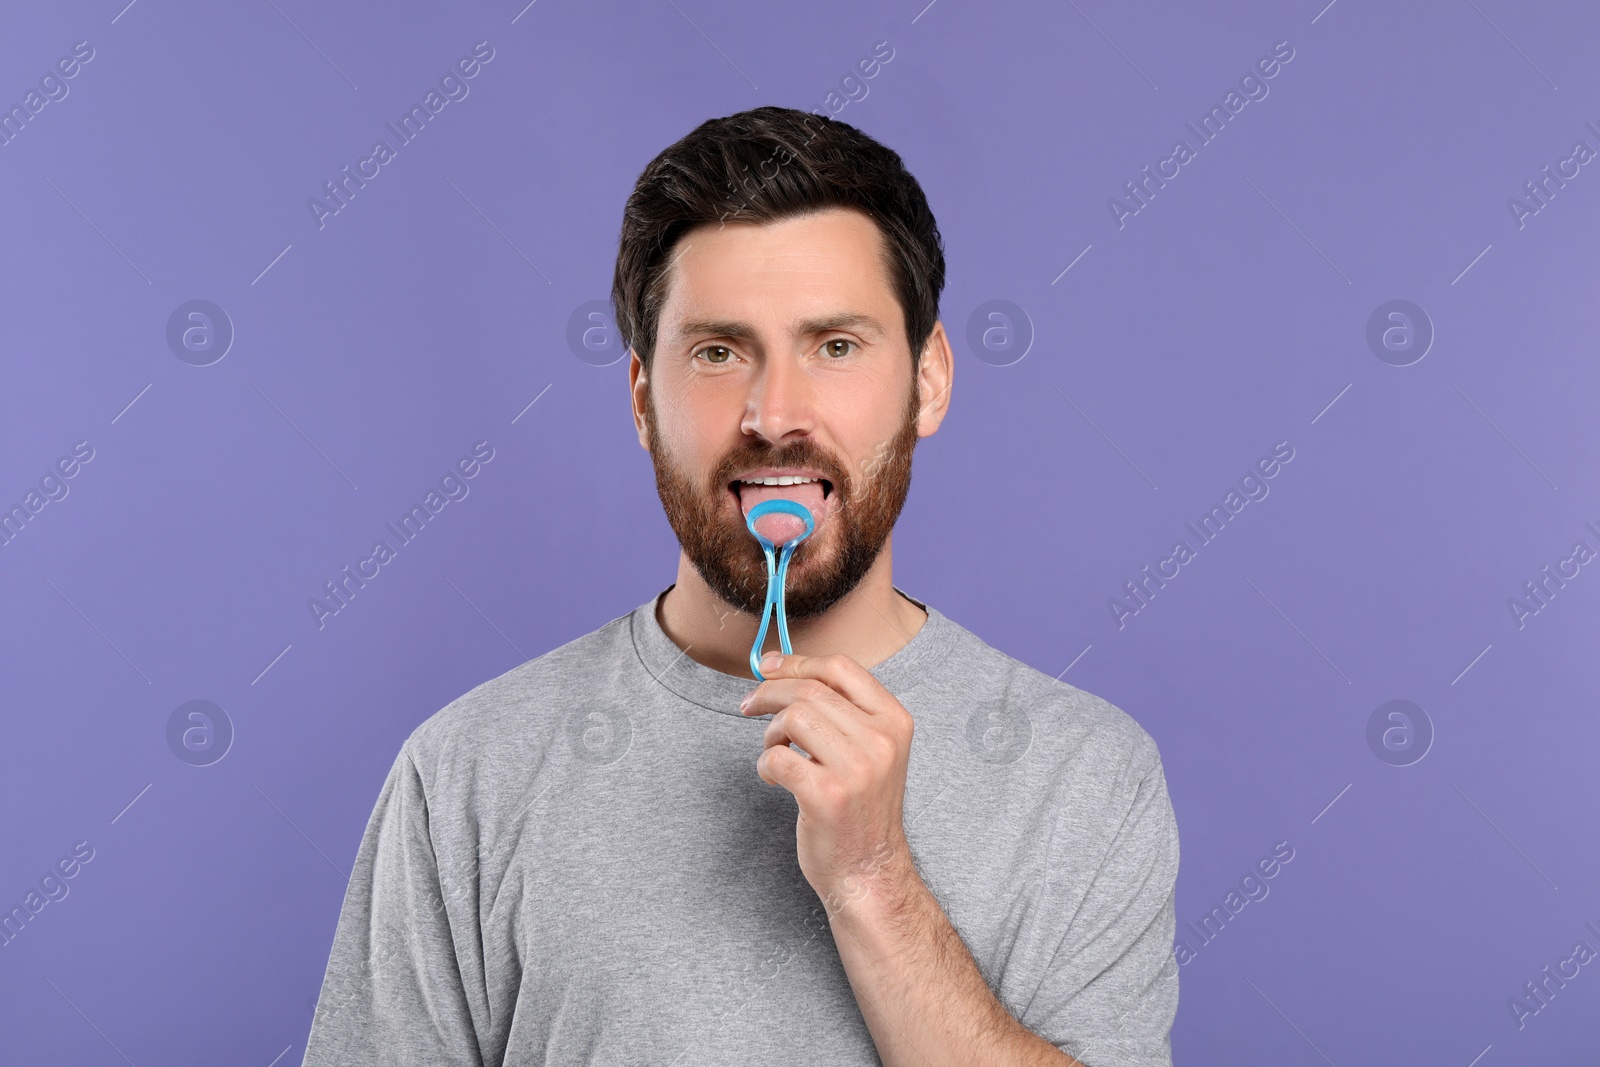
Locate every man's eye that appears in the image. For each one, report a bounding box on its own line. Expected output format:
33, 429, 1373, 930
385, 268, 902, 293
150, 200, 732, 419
821, 338, 857, 358
696, 345, 735, 364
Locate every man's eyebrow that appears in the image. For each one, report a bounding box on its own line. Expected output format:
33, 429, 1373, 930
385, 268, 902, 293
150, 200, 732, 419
671, 313, 887, 343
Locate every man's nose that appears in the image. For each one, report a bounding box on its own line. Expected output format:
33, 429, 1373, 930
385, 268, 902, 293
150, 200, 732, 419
740, 353, 815, 444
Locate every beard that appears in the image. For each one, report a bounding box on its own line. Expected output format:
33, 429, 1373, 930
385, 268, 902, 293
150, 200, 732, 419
646, 384, 920, 621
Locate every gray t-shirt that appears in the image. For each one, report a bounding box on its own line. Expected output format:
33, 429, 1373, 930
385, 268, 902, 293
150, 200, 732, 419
301, 588, 1180, 1066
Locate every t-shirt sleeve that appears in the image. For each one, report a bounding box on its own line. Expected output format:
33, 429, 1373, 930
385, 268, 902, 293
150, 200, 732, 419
301, 740, 486, 1067
1020, 737, 1181, 1067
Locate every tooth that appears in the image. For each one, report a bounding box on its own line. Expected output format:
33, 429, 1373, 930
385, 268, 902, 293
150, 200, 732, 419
741, 476, 819, 486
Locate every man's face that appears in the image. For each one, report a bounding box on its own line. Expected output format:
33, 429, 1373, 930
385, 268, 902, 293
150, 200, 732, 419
632, 207, 930, 620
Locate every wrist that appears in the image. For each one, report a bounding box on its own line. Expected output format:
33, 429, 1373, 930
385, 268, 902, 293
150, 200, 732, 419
822, 844, 924, 930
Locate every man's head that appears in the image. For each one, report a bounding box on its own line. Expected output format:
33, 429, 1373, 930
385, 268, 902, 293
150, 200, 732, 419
613, 107, 952, 620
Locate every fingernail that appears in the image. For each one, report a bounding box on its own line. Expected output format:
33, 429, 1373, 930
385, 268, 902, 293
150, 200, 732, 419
760, 652, 783, 672
738, 693, 753, 713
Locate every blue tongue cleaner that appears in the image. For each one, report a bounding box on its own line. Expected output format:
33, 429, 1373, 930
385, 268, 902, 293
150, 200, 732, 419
744, 499, 815, 681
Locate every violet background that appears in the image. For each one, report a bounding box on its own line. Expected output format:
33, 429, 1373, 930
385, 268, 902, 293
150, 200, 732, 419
3, 1, 1598, 1064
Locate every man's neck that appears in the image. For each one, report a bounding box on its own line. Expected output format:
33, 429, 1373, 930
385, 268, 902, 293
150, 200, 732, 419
657, 539, 928, 679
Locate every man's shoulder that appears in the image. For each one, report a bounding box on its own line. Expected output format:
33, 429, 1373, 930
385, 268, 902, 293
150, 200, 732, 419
931, 609, 1165, 780
403, 605, 639, 764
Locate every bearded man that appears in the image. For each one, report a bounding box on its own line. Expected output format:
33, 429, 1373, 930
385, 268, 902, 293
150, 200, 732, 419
303, 105, 1180, 1067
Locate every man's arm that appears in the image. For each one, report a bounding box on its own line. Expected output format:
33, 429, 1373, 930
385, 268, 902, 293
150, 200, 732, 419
741, 652, 1070, 1063
826, 860, 1084, 1066
827, 736, 1180, 1067
741, 654, 1179, 1065
301, 741, 487, 1067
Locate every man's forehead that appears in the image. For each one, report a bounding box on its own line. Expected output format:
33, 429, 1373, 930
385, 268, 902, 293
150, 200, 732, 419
658, 209, 898, 339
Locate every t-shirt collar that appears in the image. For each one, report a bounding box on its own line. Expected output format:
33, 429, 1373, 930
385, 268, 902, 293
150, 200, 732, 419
629, 585, 954, 717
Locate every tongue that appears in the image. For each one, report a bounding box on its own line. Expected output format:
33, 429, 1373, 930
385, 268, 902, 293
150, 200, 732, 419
739, 481, 825, 543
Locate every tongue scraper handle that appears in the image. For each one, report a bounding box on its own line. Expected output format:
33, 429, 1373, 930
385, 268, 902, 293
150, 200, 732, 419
745, 498, 815, 681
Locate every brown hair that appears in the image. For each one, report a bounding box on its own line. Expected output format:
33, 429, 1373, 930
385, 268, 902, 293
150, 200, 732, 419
612, 105, 945, 373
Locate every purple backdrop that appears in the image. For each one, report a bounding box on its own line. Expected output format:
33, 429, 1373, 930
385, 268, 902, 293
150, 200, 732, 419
3, 1, 1598, 1064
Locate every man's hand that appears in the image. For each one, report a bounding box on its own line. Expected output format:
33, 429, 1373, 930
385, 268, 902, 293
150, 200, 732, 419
739, 651, 917, 911
739, 650, 1082, 1065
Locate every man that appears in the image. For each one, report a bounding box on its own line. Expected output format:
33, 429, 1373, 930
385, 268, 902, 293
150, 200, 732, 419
302, 105, 1179, 1067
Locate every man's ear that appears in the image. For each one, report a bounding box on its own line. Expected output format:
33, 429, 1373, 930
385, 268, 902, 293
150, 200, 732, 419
628, 348, 651, 450
915, 320, 954, 437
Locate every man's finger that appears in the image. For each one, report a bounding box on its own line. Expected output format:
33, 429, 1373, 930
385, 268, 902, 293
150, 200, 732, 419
759, 699, 857, 766
755, 652, 895, 715
740, 676, 855, 721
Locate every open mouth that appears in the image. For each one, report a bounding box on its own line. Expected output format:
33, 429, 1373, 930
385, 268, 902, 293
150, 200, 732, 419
728, 475, 835, 537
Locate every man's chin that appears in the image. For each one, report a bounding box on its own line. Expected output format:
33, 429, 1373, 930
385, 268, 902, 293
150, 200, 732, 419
711, 539, 842, 620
